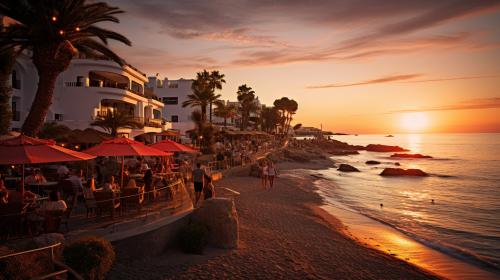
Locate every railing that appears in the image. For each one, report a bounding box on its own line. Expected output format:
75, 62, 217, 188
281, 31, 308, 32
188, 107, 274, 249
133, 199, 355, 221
145, 118, 163, 128
64, 81, 83, 87
0, 242, 84, 280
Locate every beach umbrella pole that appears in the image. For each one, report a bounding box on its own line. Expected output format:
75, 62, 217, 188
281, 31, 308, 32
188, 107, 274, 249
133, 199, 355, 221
21, 164, 25, 202
121, 156, 125, 189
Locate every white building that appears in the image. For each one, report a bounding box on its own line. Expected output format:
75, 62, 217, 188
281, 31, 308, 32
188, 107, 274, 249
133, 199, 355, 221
10, 54, 170, 139
145, 76, 195, 134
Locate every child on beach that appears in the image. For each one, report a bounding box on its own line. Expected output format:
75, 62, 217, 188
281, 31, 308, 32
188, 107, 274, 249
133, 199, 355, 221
267, 161, 278, 190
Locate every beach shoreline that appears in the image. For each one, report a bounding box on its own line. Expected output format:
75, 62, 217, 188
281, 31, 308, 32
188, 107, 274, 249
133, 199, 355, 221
109, 158, 441, 279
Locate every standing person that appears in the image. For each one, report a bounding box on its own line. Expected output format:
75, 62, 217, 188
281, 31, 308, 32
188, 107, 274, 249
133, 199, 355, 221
261, 161, 268, 189
192, 163, 207, 206
144, 168, 154, 201
267, 161, 278, 190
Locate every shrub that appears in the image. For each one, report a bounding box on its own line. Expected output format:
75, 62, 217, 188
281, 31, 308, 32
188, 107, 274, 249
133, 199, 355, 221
179, 223, 209, 254
63, 236, 115, 280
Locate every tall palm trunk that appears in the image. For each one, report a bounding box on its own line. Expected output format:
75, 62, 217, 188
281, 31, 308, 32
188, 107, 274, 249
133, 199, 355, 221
0, 49, 16, 134
21, 43, 75, 136
209, 102, 212, 123
201, 105, 207, 122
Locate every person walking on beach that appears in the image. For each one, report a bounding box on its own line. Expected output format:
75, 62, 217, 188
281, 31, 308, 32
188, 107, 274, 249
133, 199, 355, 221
261, 161, 268, 189
192, 163, 207, 206
267, 161, 278, 190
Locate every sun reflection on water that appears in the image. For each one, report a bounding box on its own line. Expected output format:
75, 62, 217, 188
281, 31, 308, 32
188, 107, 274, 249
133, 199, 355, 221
406, 134, 422, 153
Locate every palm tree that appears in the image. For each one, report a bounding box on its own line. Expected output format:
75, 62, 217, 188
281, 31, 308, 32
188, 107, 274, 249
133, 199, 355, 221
260, 107, 280, 133
214, 102, 237, 127
183, 71, 223, 122
0, 0, 131, 136
187, 110, 215, 154
207, 70, 225, 123
90, 110, 143, 137
237, 84, 258, 130
284, 99, 298, 135
0, 18, 17, 135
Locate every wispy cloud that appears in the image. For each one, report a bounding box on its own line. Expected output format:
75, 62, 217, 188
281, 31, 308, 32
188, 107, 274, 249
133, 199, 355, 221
306, 74, 423, 89
306, 73, 500, 89
404, 74, 500, 83
390, 97, 500, 113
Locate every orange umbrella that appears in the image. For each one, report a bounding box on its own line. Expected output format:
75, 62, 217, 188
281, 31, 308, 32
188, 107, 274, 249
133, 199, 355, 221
0, 134, 96, 196
149, 139, 199, 153
83, 138, 172, 187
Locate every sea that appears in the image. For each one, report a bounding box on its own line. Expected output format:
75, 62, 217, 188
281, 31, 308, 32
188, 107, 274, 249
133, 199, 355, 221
311, 133, 500, 277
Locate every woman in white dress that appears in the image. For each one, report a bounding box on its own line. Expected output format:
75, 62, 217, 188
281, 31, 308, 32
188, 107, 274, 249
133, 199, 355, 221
267, 161, 278, 190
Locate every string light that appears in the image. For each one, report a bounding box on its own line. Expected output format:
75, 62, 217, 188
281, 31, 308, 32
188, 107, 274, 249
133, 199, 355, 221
51, 16, 57, 22
59, 30, 64, 35
75, 27, 80, 32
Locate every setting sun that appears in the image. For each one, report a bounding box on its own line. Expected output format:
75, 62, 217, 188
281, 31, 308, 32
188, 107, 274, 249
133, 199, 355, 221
400, 112, 429, 132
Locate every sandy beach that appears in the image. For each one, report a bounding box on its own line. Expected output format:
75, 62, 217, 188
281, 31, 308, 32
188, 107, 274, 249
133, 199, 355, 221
109, 159, 440, 280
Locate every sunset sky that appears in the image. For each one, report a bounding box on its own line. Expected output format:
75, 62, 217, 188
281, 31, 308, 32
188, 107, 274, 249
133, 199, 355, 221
106, 0, 500, 134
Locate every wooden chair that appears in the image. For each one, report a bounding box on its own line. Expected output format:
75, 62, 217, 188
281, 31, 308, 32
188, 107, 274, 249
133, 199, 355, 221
121, 187, 144, 212
93, 191, 120, 218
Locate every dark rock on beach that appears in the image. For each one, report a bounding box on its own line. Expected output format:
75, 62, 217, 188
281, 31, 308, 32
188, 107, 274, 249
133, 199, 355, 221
394, 162, 401, 166
365, 144, 408, 152
338, 164, 360, 172
380, 168, 428, 177
390, 153, 433, 159
365, 160, 381, 165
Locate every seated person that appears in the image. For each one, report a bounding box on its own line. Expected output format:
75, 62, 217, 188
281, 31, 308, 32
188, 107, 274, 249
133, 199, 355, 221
103, 175, 119, 192
25, 169, 47, 184
82, 178, 95, 200
38, 191, 67, 213
0, 179, 7, 193
0, 190, 8, 205
8, 184, 38, 204
126, 178, 137, 188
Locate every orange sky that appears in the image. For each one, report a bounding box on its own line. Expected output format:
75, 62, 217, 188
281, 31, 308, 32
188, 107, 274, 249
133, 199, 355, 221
104, 0, 500, 133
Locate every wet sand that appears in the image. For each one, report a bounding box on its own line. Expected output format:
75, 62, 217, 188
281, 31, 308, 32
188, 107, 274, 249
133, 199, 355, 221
110, 159, 440, 279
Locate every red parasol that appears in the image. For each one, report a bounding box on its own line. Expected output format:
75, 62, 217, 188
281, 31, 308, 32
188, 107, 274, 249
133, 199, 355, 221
149, 139, 199, 153
83, 138, 172, 187
83, 138, 172, 157
0, 135, 95, 165
0, 134, 96, 196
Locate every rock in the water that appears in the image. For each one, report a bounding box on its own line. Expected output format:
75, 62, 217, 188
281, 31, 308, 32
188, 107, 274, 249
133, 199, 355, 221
191, 198, 239, 249
390, 153, 433, 159
365, 144, 408, 152
380, 168, 428, 177
338, 164, 360, 172
329, 150, 360, 155
365, 160, 381, 165
394, 162, 401, 166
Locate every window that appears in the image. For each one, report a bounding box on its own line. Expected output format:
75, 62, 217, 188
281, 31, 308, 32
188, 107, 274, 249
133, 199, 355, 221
168, 83, 178, 88
171, 115, 179, 122
55, 114, 64, 121
12, 70, 21, 89
162, 97, 178, 105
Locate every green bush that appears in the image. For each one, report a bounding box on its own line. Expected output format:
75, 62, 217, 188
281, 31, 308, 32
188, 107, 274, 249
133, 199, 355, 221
179, 223, 209, 254
63, 236, 115, 280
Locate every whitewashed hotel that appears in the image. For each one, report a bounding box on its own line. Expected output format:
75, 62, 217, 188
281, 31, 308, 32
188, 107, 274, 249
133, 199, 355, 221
10, 54, 170, 139
145, 76, 196, 134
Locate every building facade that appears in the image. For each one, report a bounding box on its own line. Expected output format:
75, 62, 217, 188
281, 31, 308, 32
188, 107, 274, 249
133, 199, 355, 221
10, 55, 170, 138
145, 76, 195, 134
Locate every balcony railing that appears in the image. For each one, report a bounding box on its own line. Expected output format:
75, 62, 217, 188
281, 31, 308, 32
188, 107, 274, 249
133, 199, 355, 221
64, 81, 83, 87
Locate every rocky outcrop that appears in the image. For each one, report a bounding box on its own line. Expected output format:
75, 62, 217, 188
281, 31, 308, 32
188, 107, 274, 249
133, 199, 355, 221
365, 160, 381, 165
338, 164, 360, 172
380, 168, 428, 177
394, 162, 401, 166
365, 144, 408, 152
329, 150, 359, 156
191, 198, 239, 249
390, 153, 433, 159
